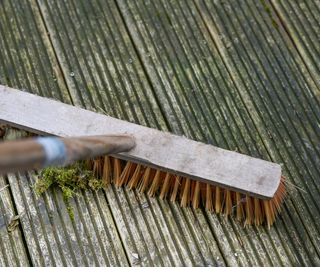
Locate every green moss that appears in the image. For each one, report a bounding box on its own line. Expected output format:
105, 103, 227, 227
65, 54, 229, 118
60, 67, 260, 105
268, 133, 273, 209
260, 0, 271, 13
88, 178, 105, 191
66, 206, 75, 221
34, 171, 54, 195
34, 163, 105, 221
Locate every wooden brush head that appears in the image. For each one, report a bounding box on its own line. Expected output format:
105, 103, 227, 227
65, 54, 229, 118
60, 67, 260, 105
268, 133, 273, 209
0, 85, 281, 199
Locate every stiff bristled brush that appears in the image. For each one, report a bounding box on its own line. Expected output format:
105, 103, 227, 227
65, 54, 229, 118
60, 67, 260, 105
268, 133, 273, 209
0, 85, 286, 227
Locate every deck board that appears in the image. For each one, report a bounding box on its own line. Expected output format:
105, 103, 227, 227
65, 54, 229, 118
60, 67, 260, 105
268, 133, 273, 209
0, 176, 30, 267
0, 0, 319, 266
270, 0, 320, 86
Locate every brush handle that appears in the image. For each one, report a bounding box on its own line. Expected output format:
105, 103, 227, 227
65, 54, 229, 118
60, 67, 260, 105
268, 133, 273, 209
0, 135, 135, 174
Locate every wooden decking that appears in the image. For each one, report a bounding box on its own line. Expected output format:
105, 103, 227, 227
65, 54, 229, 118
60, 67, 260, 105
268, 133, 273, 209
0, 0, 319, 266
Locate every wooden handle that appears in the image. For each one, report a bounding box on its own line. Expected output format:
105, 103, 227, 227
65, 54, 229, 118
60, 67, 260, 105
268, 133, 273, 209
0, 135, 135, 174
62, 135, 135, 163
0, 139, 46, 174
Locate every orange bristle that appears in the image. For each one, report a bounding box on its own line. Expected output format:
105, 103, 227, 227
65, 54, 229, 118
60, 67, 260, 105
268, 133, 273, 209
192, 181, 201, 209
93, 157, 103, 177
148, 170, 162, 197
113, 158, 122, 185
224, 190, 233, 216
170, 176, 181, 202
138, 167, 152, 193
245, 196, 254, 226
102, 156, 112, 186
93, 156, 286, 227
263, 200, 272, 228
215, 187, 222, 213
116, 162, 134, 187
254, 198, 263, 226
235, 192, 244, 221
180, 178, 191, 207
205, 184, 214, 212
200, 183, 207, 205
159, 173, 172, 199
127, 164, 143, 190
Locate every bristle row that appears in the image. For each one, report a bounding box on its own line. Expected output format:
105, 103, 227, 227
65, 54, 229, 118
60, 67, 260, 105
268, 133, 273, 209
91, 156, 286, 227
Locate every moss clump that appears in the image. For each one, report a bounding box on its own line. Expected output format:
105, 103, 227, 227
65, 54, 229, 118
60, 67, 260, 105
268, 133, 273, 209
34, 163, 105, 221
66, 206, 75, 221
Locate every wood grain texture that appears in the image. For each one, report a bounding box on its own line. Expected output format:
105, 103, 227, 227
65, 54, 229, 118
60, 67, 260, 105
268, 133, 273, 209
0, 176, 30, 266
0, 85, 281, 199
269, 0, 320, 88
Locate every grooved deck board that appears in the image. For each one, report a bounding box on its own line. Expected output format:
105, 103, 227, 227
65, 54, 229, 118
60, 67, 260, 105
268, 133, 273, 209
269, 0, 320, 87
0, 175, 30, 267
0, 0, 319, 266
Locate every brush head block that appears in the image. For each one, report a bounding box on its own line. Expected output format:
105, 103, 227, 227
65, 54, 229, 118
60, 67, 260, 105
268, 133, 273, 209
0, 85, 281, 199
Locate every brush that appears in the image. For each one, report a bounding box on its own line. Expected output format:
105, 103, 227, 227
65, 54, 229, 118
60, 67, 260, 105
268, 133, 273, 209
0, 85, 286, 227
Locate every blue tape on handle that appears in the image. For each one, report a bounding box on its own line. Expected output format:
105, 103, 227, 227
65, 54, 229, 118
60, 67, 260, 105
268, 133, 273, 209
36, 137, 67, 167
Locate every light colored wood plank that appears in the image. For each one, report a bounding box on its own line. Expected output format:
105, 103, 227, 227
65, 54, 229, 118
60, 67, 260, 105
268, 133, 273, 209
0, 85, 281, 199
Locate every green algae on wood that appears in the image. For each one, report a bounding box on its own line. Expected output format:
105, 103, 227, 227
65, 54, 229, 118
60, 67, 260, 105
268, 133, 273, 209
259, 0, 279, 28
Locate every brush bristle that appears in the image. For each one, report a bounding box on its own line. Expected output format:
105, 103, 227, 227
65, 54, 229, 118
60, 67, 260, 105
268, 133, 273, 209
92, 156, 286, 227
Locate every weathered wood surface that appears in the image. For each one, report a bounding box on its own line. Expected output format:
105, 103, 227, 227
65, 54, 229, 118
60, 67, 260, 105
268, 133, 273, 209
0, 176, 30, 267
270, 0, 320, 87
0, 86, 281, 199
0, 0, 319, 266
